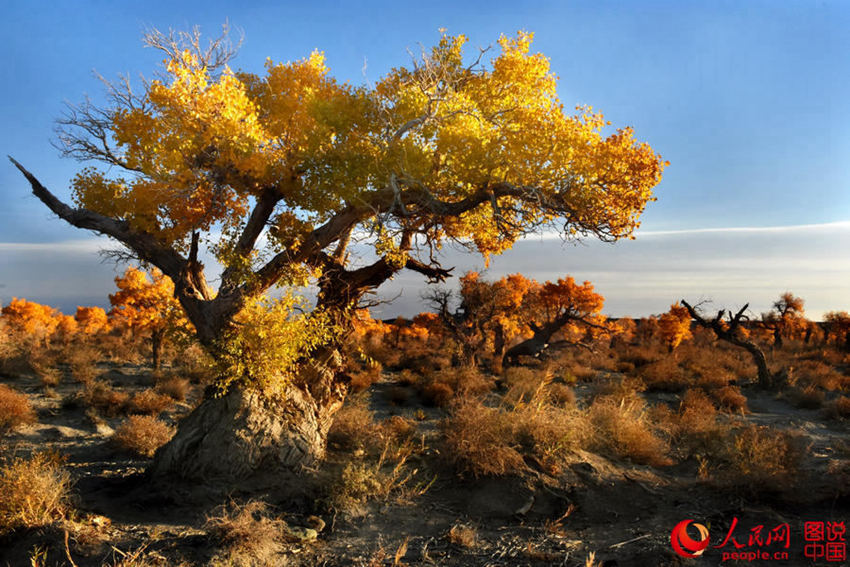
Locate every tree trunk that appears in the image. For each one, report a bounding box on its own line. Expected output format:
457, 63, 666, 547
150, 347, 347, 483
731, 336, 773, 388
151, 329, 163, 371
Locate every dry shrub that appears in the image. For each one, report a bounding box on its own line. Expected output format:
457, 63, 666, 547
639, 357, 689, 392
81, 380, 130, 416
677, 389, 718, 435
177, 344, 216, 384
548, 383, 576, 407
205, 500, 286, 567
421, 381, 454, 407
154, 375, 190, 401
66, 345, 102, 384
503, 367, 549, 406
618, 344, 663, 368
441, 400, 524, 477
591, 375, 645, 401
826, 396, 850, 419
0, 452, 72, 534
0, 384, 36, 434
710, 385, 748, 412
787, 385, 825, 409
714, 424, 806, 493
792, 360, 846, 391
587, 397, 671, 467
129, 389, 173, 415
111, 415, 175, 458
434, 367, 493, 397
397, 369, 420, 387
328, 397, 378, 451
441, 394, 585, 477
328, 446, 423, 511
447, 524, 478, 548
379, 416, 416, 444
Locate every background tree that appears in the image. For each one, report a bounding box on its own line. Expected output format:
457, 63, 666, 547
109, 267, 189, 370
824, 311, 850, 351
12, 27, 665, 481
658, 302, 692, 351
1, 298, 60, 345
504, 276, 610, 363
681, 300, 772, 388
760, 292, 806, 348
74, 306, 109, 336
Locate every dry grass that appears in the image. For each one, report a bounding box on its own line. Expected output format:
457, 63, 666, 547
710, 385, 748, 413
441, 400, 525, 477
826, 396, 850, 419
66, 345, 102, 384
447, 524, 478, 548
328, 396, 379, 451
129, 389, 174, 415
712, 423, 806, 493
441, 394, 586, 477
154, 375, 190, 401
81, 379, 130, 417
787, 385, 825, 409
111, 415, 175, 458
586, 397, 672, 467
0, 383, 36, 434
639, 357, 689, 392
420, 367, 492, 407
0, 452, 72, 534
205, 500, 286, 567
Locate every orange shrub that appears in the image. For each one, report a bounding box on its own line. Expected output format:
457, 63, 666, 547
111, 415, 175, 457
0, 384, 36, 434
129, 389, 174, 415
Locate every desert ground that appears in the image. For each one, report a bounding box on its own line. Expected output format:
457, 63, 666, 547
1, 308, 849, 567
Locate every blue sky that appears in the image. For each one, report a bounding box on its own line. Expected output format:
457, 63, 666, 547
2, 1, 849, 319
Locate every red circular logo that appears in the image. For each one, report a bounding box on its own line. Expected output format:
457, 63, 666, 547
671, 519, 710, 558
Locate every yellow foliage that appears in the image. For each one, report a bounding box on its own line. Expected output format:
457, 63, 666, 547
658, 302, 692, 350
69, 29, 665, 276
215, 293, 340, 393
75, 306, 109, 335
109, 267, 187, 334
1, 298, 60, 341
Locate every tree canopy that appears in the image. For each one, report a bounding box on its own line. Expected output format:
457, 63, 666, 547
13, 27, 666, 350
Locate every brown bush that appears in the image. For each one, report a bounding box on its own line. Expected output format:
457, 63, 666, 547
792, 361, 846, 391
447, 524, 478, 548
710, 385, 748, 412
81, 380, 130, 417
111, 415, 175, 458
826, 396, 850, 419
129, 389, 173, 415
548, 383, 576, 407
639, 357, 689, 392
0, 384, 36, 434
714, 424, 806, 493
328, 397, 379, 451
587, 397, 671, 467
205, 500, 286, 567
421, 381, 454, 407
66, 345, 102, 384
0, 452, 72, 534
441, 400, 525, 477
155, 375, 190, 401
787, 385, 825, 409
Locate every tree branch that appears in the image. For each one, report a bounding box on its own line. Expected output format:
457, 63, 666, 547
9, 157, 187, 280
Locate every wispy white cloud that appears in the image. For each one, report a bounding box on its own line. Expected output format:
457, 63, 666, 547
635, 220, 850, 237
